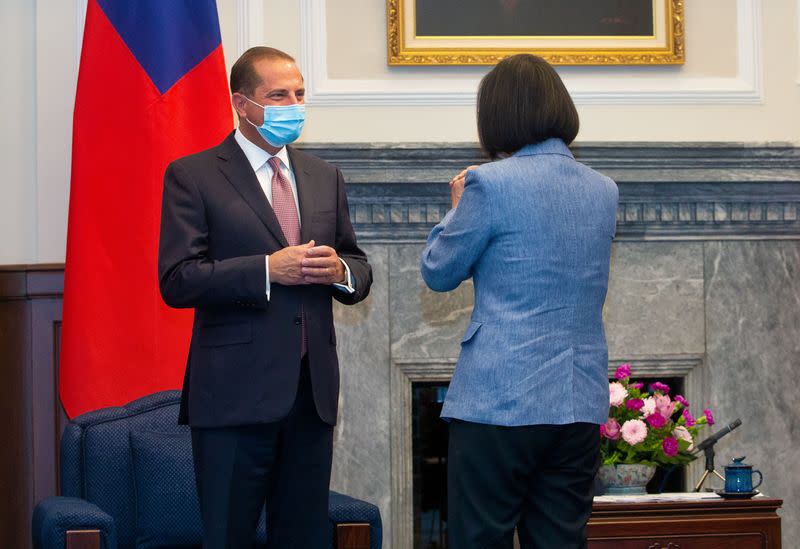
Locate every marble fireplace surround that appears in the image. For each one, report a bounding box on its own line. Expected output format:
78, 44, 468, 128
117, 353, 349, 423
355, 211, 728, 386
297, 142, 800, 549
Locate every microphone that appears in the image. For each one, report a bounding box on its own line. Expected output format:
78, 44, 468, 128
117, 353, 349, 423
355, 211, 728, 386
693, 418, 742, 453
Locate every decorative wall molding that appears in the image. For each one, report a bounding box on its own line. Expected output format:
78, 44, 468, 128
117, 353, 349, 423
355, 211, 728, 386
76, 0, 88, 70
297, 142, 800, 241
300, 0, 763, 105
303, 143, 800, 241
236, 0, 264, 61
390, 359, 454, 549
390, 354, 705, 549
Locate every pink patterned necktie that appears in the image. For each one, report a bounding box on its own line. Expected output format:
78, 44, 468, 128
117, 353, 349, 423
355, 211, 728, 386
267, 156, 306, 356
268, 156, 301, 245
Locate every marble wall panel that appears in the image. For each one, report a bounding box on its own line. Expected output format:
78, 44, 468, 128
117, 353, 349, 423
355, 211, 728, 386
387, 241, 708, 362
327, 237, 799, 549
704, 241, 800, 548
331, 244, 391, 547
605, 242, 706, 359
389, 244, 474, 360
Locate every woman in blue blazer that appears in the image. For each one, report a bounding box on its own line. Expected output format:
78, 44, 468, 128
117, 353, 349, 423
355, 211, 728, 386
421, 54, 618, 549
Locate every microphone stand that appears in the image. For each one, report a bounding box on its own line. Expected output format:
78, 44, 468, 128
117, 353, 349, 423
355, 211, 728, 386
692, 418, 742, 492
693, 444, 726, 492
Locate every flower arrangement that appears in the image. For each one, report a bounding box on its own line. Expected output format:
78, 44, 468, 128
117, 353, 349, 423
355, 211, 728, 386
600, 363, 715, 467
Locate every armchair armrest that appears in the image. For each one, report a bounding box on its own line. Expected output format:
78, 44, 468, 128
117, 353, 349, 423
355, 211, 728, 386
329, 491, 382, 549
32, 496, 117, 549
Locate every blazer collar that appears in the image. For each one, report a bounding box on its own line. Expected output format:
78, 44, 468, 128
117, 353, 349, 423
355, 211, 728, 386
215, 131, 289, 247
513, 138, 574, 159
287, 146, 315, 244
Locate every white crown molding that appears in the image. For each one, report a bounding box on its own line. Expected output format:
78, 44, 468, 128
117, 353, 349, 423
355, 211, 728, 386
76, 0, 87, 70
797, 0, 800, 85
300, 0, 763, 106
236, 0, 264, 60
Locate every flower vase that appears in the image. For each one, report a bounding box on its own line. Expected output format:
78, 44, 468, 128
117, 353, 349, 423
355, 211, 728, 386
598, 464, 656, 495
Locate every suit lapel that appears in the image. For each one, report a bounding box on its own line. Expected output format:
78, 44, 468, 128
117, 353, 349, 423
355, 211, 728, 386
288, 147, 315, 244
216, 133, 289, 247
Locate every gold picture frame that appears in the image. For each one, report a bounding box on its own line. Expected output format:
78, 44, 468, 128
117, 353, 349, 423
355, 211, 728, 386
387, 0, 684, 66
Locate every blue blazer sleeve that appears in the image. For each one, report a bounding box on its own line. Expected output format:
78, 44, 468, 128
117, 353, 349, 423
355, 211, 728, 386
421, 171, 492, 292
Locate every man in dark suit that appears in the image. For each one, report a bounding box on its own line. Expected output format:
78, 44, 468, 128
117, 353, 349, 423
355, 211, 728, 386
158, 46, 372, 549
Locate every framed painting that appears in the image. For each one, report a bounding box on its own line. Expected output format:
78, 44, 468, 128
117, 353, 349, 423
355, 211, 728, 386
387, 0, 684, 65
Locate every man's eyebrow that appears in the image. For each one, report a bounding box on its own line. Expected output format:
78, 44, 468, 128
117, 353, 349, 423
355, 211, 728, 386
263, 86, 305, 95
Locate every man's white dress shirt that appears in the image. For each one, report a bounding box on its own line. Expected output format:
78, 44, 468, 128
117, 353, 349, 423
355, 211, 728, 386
234, 128, 355, 299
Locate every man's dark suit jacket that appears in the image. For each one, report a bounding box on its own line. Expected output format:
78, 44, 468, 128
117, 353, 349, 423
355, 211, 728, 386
158, 131, 371, 428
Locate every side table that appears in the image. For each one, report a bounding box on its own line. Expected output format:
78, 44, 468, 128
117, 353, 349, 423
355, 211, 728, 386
588, 496, 782, 548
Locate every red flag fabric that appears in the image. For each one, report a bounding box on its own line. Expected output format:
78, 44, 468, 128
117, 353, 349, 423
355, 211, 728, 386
61, 0, 232, 418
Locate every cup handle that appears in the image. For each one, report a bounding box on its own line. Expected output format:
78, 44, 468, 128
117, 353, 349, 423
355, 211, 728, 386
752, 470, 763, 490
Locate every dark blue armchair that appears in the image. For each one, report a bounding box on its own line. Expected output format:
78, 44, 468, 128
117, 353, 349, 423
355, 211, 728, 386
32, 390, 381, 549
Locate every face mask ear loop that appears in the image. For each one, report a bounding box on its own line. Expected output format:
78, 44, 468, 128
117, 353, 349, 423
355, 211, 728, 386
240, 94, 266, 128
242, 95, 266, 109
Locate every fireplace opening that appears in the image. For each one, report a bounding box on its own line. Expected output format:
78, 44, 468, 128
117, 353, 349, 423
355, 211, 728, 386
637, 375, 687, 494
410, 375, 688, 548
412, 382, 449, 549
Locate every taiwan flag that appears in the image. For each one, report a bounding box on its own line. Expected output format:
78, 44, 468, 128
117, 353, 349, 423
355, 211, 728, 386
60, 0, 233, 418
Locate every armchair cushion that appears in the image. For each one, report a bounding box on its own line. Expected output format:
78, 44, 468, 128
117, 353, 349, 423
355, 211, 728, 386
129, 429, 202, 549
68, 392, 184, 548
32, 496, 117, 549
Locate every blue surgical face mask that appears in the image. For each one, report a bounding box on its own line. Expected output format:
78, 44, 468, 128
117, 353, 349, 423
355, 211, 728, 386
243, 96, 305, 147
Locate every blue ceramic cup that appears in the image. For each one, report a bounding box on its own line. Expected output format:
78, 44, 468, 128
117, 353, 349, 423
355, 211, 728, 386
724, 456, 763, 493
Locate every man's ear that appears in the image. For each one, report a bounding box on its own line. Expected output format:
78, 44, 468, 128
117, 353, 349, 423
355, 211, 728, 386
231, 93, 248, 118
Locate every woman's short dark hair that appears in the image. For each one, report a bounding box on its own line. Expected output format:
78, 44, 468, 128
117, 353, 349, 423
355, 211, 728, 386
230, 47, 296, 96
477, 54, 579, 159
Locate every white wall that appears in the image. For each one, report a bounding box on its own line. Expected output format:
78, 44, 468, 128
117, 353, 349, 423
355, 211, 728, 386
1, 0, 37, 264
1, 0, 799, 264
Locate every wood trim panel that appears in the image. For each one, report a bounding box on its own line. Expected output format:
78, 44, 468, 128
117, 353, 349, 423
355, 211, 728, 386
0, 265, 64, 298
0, 297, 32, 549
0, 266, 64, 549
65, 529, 101, 549
31, 298, 65, 508
336, 523, 371, 549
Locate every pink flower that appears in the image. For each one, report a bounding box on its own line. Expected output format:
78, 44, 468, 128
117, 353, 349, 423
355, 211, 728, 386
655, 394, 676, 418
609, 382, 628, 407
683, 408, 696, 427
673, 425, 694, 451
629, 382, 644, 390
641, 397, 656, 417
646, 413, 666, 429
626, 398, 644, 411
601, 418, 621, 440
675, 395, 690, 407
650, 381, 670, 394
615, 363, 632, 380
662, 437, 679, 457
704, 408, 715, 426
620, 419, 648, 446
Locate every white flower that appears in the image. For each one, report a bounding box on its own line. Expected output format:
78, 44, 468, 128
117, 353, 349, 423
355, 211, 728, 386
641, 396, 656, 417
609, 382, 628, 407
673, 425, 694, 451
